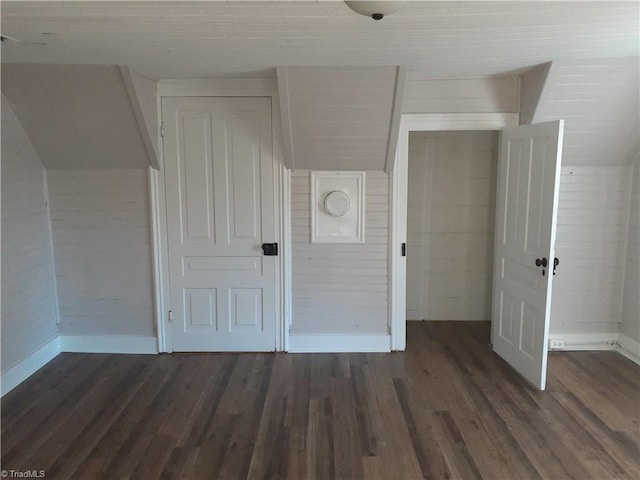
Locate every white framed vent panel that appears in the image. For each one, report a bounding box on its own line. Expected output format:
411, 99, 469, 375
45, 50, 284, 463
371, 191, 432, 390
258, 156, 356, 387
311, 171, 365, 243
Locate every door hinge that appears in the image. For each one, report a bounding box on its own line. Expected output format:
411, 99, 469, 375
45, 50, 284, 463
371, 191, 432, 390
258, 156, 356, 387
160, 122, 165, 138
168, 309, 173, 322
401, 242, 406, 257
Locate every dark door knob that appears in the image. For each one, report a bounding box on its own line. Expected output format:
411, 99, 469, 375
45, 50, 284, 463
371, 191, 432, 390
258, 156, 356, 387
535, 257, 548, 276
535, 257, 548, 268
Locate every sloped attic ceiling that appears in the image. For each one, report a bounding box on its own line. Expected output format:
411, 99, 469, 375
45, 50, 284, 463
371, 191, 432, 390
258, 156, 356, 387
1, 1, 637, 79
277, 66, 406, 171
529, 57, 639, 166
1, 64, 158, 169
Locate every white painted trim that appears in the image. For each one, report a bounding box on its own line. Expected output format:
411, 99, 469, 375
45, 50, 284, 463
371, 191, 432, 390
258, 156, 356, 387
271, 95, 287, 352
384, 66, 408, 173
282, 167, 293, 352
618, 168, 635, 331
617, 334, 640, 365
154, 79, 289, 352
149, 167, 168, 353
389, 142, 406, 351
276, 67, 295, 170
547, 333, 619, 351
546, 333, 640, 365
1, 336, 61, 396
288, 334, 391, 353
120, 65, 161, 169
389, 113, 518, 352
42, 169, 61, 326
61, 335, 157, 354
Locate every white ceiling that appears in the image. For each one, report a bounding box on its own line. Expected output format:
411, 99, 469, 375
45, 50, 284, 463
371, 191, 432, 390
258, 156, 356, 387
1, 1, 638, 79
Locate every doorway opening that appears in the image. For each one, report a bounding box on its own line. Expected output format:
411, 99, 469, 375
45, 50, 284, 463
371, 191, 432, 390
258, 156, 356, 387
389, 113, 518, 352
390, 113, 565, 390
405, 130, 499, 326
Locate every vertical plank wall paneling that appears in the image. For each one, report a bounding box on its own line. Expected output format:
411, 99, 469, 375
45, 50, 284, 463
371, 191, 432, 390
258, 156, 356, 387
550, 166, 633, 335
406, 131, 498, 321
1, 97, 59, 372
291, 171, 389, 334
47, 170, 155, 337
621, 162, 640, 343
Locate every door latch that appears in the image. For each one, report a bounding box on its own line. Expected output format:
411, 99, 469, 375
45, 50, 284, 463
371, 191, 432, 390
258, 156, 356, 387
262, 243, 278, 256
553, 257, 559, 276
535, 257, 548, 276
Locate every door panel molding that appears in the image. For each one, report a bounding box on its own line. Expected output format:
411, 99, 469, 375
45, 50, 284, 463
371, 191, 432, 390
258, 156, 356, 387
492, 120, 564, 390
150, 80, 289, 353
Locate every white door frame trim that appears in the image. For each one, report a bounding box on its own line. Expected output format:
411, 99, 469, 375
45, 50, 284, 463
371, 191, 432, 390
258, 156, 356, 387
150, 79, 291, 353
389, 113, 519, 351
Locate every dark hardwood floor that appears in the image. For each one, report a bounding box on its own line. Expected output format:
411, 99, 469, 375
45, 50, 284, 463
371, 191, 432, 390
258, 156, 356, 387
2, 321, 639, 479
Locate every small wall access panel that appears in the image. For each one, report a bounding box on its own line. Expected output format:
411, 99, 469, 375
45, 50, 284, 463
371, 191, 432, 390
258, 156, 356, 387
311, 171, 365, 243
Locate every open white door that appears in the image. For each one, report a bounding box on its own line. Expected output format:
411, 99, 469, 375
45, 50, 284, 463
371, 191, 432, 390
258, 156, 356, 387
492, 120, 564, 390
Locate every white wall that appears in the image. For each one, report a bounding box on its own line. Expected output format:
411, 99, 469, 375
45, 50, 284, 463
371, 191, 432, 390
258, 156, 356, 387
1, 96, 59, 372
1, 64, 152, 169
290, 170, 389, 334
402, 76, 519, 114
523, 57, 639, 346
519, 62, 552, 125
46, 170, 155, 337
533, 57, 639, 167
278, 66, 401, 171
550, 166, 633, 336
621, 161, 640, 344
406, 131, 498, 321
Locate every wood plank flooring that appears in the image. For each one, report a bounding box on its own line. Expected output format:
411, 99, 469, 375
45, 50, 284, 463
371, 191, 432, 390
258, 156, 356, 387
2, 321, 639, 479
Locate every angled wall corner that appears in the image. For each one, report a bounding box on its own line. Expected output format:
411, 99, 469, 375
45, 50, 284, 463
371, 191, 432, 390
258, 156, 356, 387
530, 58, 639, 166
120, 66, 160, 169
1, 64, 153, 169
519, 61, 554, 125
277, 66, 407, 172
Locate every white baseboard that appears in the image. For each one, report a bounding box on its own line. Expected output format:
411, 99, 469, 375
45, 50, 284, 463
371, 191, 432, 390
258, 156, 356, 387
548, 333, 618, 351
288, 334, 391, 353
617, 334, 640, 365
61, 335, 158, 354
548, 332, 640, 366
1, 336, 62, 397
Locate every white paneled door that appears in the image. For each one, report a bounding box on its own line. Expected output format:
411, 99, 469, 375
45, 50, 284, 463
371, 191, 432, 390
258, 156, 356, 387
492, 120, 564, 390
162, 97, 277, 351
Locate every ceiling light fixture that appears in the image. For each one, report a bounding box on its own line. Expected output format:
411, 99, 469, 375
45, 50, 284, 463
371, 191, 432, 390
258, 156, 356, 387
344, 1, 407, 20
